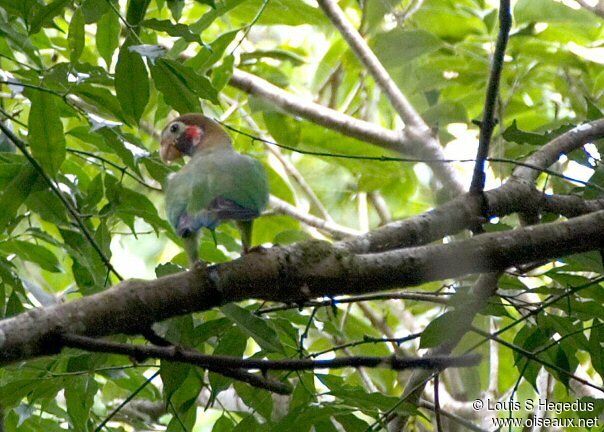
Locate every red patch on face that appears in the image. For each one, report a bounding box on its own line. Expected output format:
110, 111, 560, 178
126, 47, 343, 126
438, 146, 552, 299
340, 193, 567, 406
185, 125, 201, 139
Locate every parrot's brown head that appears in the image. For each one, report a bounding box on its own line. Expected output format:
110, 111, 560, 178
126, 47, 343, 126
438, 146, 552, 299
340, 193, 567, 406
160, 113, 232, 162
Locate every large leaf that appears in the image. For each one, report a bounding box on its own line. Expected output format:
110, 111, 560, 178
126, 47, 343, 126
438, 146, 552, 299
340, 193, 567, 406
185, 30, 238, 72
142, 18, 202, 43
0, 166, 39, 232
96, 11, 120, 66
514, 0, 598, 25
27, 88, 66, 177
221, 303, 284, 353
373, 29, 444, 70
230, 0, 328, 26
29, 0, 72, 34
65, 376, 98, 431
115, 44, 150, 125
149, 59, 218, 113
209, 327, 247, 395
0, 240, 61, 273
68, 7, 85, 62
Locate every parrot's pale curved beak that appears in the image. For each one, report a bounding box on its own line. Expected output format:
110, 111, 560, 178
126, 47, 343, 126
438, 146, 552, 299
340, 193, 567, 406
160, 139, 182, 163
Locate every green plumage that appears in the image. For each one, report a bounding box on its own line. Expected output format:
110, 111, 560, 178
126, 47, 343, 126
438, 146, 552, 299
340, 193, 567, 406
165, 146, 269, 260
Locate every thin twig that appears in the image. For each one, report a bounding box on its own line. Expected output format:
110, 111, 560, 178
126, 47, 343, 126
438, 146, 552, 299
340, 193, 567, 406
472, 327, 604, 394
469, 0, 512, 194
61, 334, 480, 372
95, 370, 160, 432
433, 374, 443, 432
255, 291, 449, 314
308, 333, 422, 358
269, 195, 360, 238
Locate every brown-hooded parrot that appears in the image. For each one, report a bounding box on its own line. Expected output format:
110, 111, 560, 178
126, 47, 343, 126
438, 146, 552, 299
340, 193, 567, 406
159, 113, 269, 264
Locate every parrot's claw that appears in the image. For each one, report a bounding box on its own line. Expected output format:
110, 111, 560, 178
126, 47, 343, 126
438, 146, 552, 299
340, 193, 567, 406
242, 245, 267, 255
191, 259, 207, 272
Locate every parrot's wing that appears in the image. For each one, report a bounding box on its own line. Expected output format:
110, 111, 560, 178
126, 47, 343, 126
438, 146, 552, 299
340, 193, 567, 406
207, 197, 261, 220
165, 171, 191, 231
186, 149, 268, 219
166, 149, 269, 237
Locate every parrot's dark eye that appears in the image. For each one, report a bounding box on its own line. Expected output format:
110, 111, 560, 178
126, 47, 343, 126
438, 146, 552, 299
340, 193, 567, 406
170, 124, 179, 133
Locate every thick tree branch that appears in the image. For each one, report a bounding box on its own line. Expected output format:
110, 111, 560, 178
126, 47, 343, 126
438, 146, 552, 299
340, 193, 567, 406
2, 211, 604, 365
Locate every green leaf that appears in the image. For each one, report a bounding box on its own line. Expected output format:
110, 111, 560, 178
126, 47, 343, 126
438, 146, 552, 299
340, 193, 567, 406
163, 365, 201, 432
213, 416, 236, 432
26, 189, 68, 225
263, 111, 301, 148
209, 327, 247, 395
0, 166, 39, 233
190, 0, 248, 33
81, 0, 109, 23
212, 54, 234, 91
150, 60, 198, 113
29, 0, 72, 34
27, 88, 66, 177
72, 84, 127, 123
229, 0, 328, 26
150, 59, 218, 112
194, 0, 215, 7
514, 0, 598, 25
234, 380, 273, 420
125, 0, 151, 27
420, 310, 468, 348
0, 240, 61, 273
65, 376, 98, 431
155, 262, 183, 277
115, 44, 150, 124
162, 59, 219, 102
373, 29, 444, 70
167, 0, 185, 20
221, 303, 284, 353
96, 11, 120, 67
68, 8, 85, 62
142, 18, 201, 43
0, 14, 42, 67
185, 30, 238, 72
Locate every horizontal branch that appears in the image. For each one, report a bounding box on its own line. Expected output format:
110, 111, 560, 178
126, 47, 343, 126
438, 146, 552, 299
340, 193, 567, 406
513, 119, 604, 183
229, 69, 464, 194
61, 336, 293, 394
256, 291, 449, 314
269, 195, 361, 238
61, 334, 480, 371
230, 69, 404, 151
1, 211, 604, 366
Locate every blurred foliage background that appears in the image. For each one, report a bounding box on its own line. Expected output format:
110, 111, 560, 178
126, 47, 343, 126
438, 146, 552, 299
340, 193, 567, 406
0, 0, 603, 430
